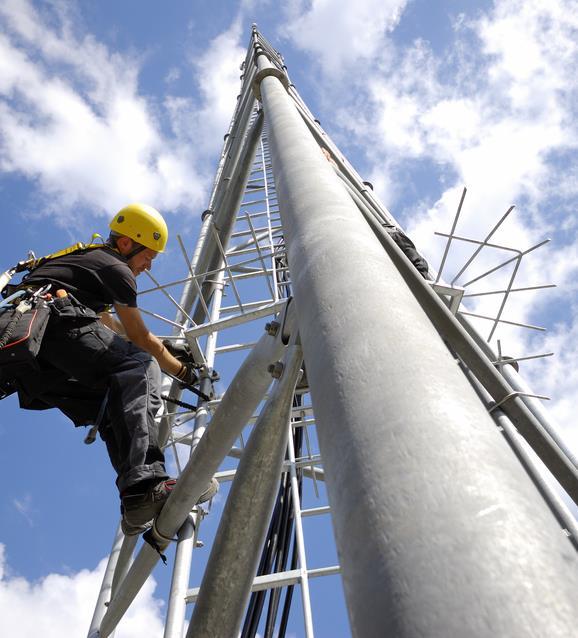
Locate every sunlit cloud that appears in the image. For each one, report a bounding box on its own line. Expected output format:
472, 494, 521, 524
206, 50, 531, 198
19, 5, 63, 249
0, 543, 164, 637
0, 0, 216, 226
282, 0, 409, 74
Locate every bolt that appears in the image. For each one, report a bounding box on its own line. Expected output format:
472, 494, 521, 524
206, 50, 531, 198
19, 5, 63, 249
265, 320, 280, 336
268, 361, 284, 379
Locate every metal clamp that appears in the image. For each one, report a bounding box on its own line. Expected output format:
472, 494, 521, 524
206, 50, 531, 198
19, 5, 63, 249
252, 66, 290, 100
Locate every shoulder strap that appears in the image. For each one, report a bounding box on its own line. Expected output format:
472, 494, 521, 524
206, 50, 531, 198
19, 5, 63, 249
15, 242, 119, 274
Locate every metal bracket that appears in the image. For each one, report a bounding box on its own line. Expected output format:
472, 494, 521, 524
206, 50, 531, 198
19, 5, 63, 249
429, 282, 464, 315
488, 390, 550, 413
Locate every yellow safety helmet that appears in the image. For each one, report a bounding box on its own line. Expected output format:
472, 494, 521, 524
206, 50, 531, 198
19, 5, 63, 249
109, 203, 168, 252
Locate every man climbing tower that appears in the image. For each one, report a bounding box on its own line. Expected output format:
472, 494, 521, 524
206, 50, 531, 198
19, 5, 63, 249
7, 203, 216, 535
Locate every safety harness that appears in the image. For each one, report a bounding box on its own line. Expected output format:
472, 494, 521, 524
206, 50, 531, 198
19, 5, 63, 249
13, 236, 112, 275
0, 236, 121, 300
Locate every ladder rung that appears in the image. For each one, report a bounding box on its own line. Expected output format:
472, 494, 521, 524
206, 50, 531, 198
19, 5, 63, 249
184, 299, 287, 338
230, 225, 283, 239
185, 566, 341, 603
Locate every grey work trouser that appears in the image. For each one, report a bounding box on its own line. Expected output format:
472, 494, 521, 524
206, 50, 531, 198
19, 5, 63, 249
16, 296, 169, 493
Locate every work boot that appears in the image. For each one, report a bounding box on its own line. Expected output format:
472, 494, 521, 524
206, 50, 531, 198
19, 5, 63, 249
198, 477, 219, 504
120, 477, 220, 536
121, 478, 177, 536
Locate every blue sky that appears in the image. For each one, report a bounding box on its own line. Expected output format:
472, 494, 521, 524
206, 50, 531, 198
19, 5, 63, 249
1, 0, 577, 635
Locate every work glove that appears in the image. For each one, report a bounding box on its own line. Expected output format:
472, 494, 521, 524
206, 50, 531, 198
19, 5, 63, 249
163, 339, 198, 365
175, 363, 199, 387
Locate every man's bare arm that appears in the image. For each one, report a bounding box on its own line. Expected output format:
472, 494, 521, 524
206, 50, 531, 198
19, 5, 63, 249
113, 304, 183, 376
99, 310, 126, 336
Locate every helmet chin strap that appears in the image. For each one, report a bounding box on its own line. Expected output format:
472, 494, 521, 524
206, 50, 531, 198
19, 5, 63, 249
107, 232, 146, 261
125, 242, 146, 261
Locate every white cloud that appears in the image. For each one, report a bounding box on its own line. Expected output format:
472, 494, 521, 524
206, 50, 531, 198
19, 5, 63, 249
0, 543, 165, 637
165, 67, 181, 85
413, 3, 576, 312
166, 19, 247, 160
0, 1, 252, 230
282, 0, 409, 74
193, 20, 246, 150
0, 0, 206, 226
523, 294, 578, 448
328, 0, 578, 325
479, 0, 577, 100
295, 0, 574, 230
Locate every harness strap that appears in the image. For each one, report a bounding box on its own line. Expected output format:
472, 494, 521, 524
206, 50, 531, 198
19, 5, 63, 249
124, 243, 146, 260
15, 242, 120, 275
84, 389, 110, 445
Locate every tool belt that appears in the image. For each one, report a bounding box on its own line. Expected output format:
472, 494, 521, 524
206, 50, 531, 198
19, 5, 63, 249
0, 288, 51, 378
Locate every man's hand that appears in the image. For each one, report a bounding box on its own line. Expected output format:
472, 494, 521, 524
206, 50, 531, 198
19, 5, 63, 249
163, 340, 202, 387
162, 339, 201, 368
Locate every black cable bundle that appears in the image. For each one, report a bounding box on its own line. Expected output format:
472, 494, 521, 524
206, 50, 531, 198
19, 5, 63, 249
239, 243, 306, 637
240, 397, 304, 638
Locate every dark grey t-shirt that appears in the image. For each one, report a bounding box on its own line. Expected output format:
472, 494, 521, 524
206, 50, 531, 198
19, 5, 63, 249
22, 247, 137, 313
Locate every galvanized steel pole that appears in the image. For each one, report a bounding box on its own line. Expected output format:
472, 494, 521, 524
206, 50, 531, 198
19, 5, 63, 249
163, 270, 225, 638
192, 112, 264, 324
254, 49, 578, 638
87, 525, 124, 638
164, 515, 197, 638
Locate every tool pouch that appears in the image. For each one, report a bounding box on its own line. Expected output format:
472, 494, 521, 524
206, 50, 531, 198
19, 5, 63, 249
0, 298, 51, 375
47, 294, 99, 335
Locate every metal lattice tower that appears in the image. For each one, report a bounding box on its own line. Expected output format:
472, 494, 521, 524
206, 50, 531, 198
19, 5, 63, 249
89, 27, 578, 638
